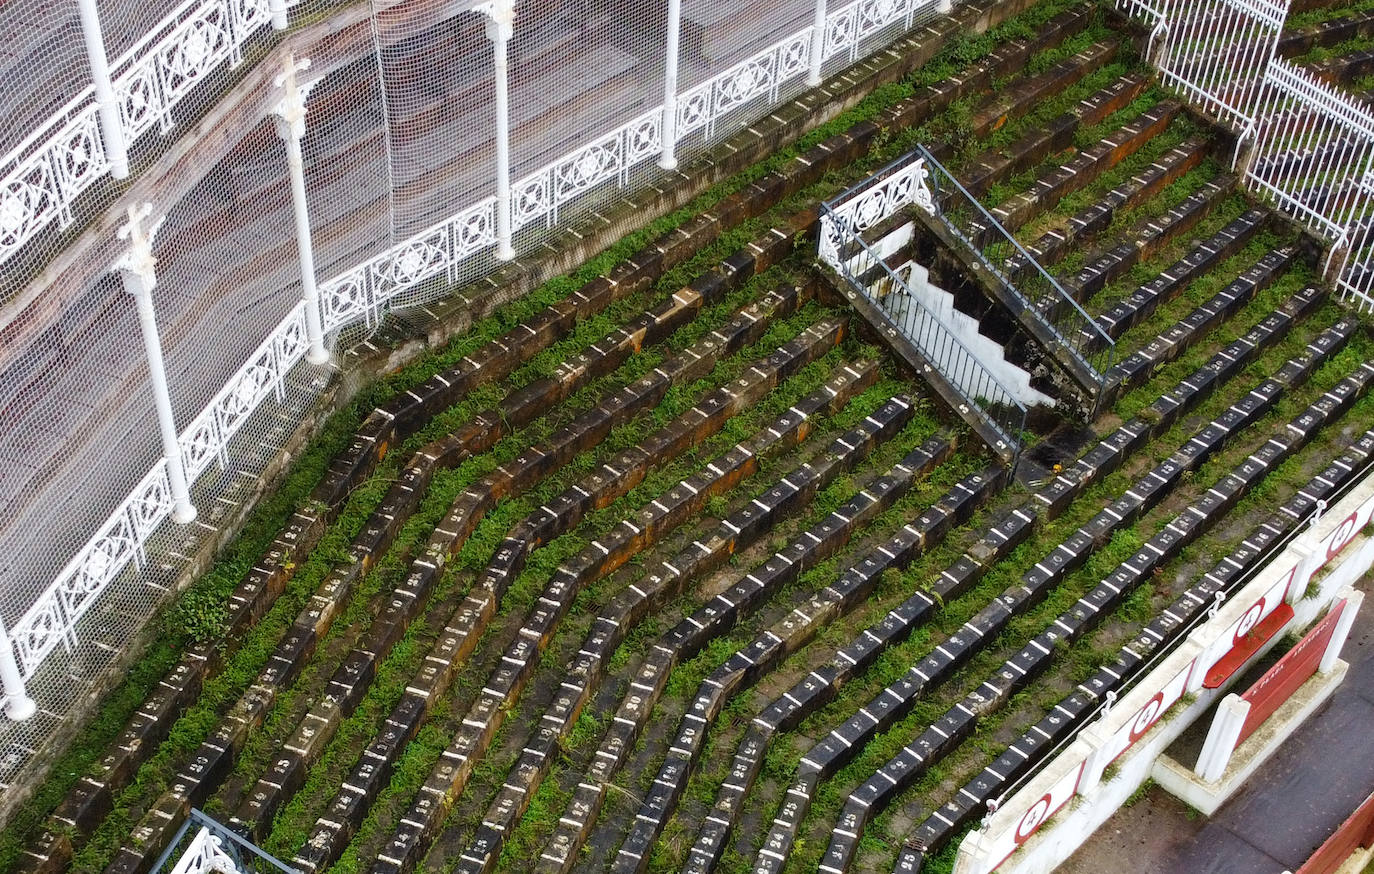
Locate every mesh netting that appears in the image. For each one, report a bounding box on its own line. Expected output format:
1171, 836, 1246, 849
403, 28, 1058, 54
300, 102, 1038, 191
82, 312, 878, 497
0, 0, 949, 795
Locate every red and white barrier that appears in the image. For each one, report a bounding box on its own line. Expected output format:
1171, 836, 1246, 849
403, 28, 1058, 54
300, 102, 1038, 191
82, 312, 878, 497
955, 474, 1374, 874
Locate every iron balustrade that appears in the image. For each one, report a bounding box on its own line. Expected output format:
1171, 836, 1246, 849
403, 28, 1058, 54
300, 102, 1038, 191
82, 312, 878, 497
913, 146, 1115, 390
1241, 59, 1374, 313
820, 200, 1027, 461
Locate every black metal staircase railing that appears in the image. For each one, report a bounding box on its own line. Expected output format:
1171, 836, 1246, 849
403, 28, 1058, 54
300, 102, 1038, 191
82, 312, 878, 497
820, 197, 1028, 464
152, 809, 297, 874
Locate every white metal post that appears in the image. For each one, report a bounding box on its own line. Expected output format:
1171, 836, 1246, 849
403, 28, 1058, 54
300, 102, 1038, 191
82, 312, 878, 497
480, 0, 516, 261
0, 619, 35, 721
273, 56, 329, 365
808, 0, 827, 87
76, 0, 130, 179
116, 203, 197, 524
660, 0, 682, 169
268, 0, 289, 29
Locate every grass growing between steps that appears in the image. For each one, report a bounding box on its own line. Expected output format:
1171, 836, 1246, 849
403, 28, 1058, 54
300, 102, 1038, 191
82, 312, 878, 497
623, 455, 995, 874
1287, 0, 1374, 29
463, 384, 965, 861
222, 11, 1159, 852
485, 392, 978, 869
0, 0, 1157, 864
255, 273, 833, 855
1293, 33, 1374, 67
1013, 122, 1218, 254
982, 86, 1185, 212
1066, 189, 1252, 311
322, 365, 932, 874
856, 352, 1374, 869
89, 260, 776, 846
713, 295, 1345, 872
777, 401, 1329, 874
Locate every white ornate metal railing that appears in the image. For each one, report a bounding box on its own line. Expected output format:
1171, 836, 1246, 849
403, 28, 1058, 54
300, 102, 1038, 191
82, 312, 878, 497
0, 88, 107, 263
178, 302, 311, 482
325, 0, 944, 331
167, 827, 244, 874
513, 108, 661, 232
10, 460, 175, 678
9, 300, 311, 680
319, 199, 498, 333
154, 809, 296, 874
111, 0, 274, 143
676, 33, 813, 141
2, 0, 955, 705
0, 0, 279, 274
817, 154, 937, 267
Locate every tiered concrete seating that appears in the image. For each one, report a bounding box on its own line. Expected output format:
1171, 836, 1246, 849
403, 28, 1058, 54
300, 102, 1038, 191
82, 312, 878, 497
745, 316, 1351, 874
816, 331, 1372, 874
677, 285, 1330, 874
896, 422, 1374, 869
452, 400, 926, 874
32, 6, 1374, 874
291, 361, 881, 872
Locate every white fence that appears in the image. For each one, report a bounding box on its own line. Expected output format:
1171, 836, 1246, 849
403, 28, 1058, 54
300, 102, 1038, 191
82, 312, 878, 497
1115, 0, 1286, 131
0, 0, 282, 268
0, 0, 955, 798
1244, 59, 1374, 313
1117, 0, 1374, 313
0, 86, 107, 264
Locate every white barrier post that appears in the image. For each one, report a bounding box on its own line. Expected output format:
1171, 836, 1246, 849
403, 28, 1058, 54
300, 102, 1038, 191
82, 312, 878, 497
272, 56, 329, 365
0, 619, 35, 721
1195, 694, 1250, 782
480, 0, 516, 260
660, 0, 683, 169
76, 0, 130, 179
115, 203, 196, 524
1320, 590, 1363, 674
